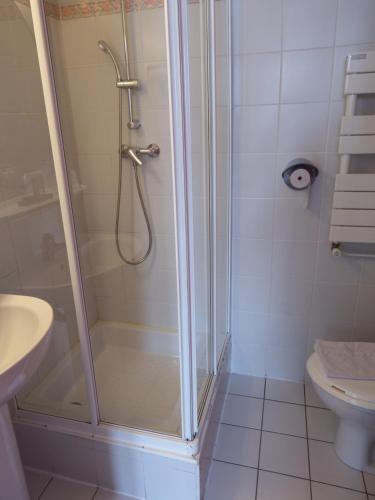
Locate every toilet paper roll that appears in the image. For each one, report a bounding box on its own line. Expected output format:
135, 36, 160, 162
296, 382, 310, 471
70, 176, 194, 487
289, 168, 312, 190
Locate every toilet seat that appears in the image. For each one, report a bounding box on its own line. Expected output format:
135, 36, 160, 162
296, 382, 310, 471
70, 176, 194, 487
307, 353, 375, 410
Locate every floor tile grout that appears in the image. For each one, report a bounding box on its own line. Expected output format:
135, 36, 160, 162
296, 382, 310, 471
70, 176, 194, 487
219, 421, 334, 444
254, 379, 267, 500
228, 390, 327, 409
213, 456, 370, 495
38, 476, 54, 500
303, 384, 313, 500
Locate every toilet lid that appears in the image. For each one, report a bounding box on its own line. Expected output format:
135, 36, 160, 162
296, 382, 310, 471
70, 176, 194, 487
309, 353, 375, 404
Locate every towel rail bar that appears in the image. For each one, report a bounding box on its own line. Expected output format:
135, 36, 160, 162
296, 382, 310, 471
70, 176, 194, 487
331, 243, 375, 258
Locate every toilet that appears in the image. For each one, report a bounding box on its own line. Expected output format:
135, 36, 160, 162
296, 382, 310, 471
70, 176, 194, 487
307, 352, 375, 473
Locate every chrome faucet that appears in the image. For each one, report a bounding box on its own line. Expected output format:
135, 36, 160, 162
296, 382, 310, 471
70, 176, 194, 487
121, 144, 160, 166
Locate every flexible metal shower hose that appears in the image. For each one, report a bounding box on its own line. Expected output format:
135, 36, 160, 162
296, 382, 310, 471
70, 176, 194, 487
115, 89, 152, 265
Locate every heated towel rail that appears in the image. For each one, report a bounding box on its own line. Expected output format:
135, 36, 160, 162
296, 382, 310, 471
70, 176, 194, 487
330, 51, 375, 257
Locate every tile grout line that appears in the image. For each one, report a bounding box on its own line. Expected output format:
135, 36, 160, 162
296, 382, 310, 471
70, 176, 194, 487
91, 485, 100, 499
38, 476, 54, 500
303, 384, 313, 500
254, 378, 267, 500
213, 457, 370, 495
361, 471, 370, 500
228, 390, 326, 409
220, 420, 334, 444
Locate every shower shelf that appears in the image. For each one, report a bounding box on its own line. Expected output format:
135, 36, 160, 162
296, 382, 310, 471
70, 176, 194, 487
330, 50, 375, 250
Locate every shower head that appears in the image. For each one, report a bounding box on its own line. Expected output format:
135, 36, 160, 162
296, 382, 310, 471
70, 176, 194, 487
98, 40, 122, 82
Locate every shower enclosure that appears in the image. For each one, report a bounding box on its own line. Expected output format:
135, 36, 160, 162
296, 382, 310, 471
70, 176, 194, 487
0, 0, 231, 492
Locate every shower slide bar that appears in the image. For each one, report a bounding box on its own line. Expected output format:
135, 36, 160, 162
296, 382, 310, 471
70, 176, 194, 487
330, 50, 375, 257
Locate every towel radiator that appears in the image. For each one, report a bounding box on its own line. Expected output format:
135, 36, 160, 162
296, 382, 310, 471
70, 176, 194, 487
330, 51, 375, 257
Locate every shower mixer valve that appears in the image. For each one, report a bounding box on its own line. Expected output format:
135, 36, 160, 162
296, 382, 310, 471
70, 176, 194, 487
121, 144, 160, 166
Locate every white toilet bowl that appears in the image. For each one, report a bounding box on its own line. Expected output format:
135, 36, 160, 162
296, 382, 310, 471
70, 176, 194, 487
307, 352, 375, 473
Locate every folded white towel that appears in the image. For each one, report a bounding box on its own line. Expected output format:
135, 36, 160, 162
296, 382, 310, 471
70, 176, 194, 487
315, 340, 375, 380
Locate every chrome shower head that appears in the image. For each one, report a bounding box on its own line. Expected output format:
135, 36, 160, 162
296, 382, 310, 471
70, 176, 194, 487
98, 40, 121, 82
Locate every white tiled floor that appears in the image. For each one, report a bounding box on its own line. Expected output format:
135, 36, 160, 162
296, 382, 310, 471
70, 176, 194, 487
24, 469, 133, 500
22, 374, 375, 500
205, 374, 375, 500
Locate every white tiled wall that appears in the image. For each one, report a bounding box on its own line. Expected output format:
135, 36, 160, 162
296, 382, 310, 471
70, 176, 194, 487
231, 0, 375, 380
47, 6, 179, 330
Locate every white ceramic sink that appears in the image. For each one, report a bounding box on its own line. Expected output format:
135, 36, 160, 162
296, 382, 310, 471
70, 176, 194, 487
0, 294, 53, 500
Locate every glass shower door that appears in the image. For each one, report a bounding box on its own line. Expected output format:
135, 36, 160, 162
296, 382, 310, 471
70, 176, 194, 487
43, 0, 182, 436
0, 0, 90, 422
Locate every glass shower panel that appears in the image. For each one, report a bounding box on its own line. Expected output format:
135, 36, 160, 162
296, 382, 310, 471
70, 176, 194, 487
44, 0, 181, 436
0, 0, 90, 421
214, 0, 231, 363
187, 0, 212, 409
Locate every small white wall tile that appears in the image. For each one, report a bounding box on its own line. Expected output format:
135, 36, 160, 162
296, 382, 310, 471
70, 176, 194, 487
278, 103, 329, 153
271, 240, 317, 282
232, 275, 270, 313
265, 346, 308, 380
232, 238, 273, 279
260, 432, 309, 478
336, 0, 375, 46
231, 310, 269, 345
233, 154, 276, 198
311, 482, 367, 500
232, 339, 267, 378
273, 197, 319, 242
309, 440, 365, 491
262, 400, 306, 437
312, 283, 358, 323
315, 241, 361, 284
221, 395, 263, 429
266, 314, 310, 351
214, 424, 261, 467
233, 198, 274, 239
283, 0, 338, 50
281, 49, 333, 104
233, 0, 282, 54
205, 461, 257, 500
143, 454, 198, 500
270, 275, 313, 317
233, 106, 279, 153
234, 53, 281, 106
258, 470, 310, 500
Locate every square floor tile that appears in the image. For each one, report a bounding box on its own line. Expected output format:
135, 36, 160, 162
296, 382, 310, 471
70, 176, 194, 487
229, 373, 265, 398
214, 424, 261, 468
305, 383, 326, 408
40, 478, 96, 500
221, 394, 263, 429
25, 469, 51, 500
265, 379, 305, 405
262, 400, 306, 437
364, 472, 375, 495
306, 407, 338, 442
95, 489, 135, 499
257, 470, 310, 500
309, 441, 365, 492
205, 461, 257, 500
311, 481, 367, 499
259, 431, 309, 479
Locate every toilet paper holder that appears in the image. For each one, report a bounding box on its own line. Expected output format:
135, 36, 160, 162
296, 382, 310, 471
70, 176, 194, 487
282, 159, 319, 208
